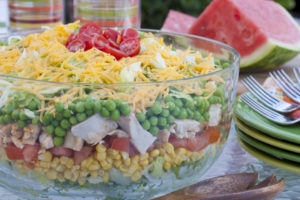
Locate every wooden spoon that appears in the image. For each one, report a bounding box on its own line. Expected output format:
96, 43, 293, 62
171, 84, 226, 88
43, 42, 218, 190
154, 173, 285, 200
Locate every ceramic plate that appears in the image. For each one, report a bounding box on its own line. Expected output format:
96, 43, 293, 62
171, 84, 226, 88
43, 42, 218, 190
234, 116, 300, 154
236, 134, 300, 174
237, 129, 300, 164
234, 95, 300, 144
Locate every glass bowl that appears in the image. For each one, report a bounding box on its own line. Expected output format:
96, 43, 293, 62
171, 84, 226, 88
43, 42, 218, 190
0, 29, 239, 200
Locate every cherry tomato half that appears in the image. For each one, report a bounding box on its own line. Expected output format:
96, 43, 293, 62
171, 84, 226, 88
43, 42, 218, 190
103, 45, 127, 60
66, 39, 86, 52
78, 33, 94, 50
93, 34, 109, 51
79, 23, 103, 37
65, 33, 79, 47
119, 38, 140, 57
108, 38, 120, 49
103, 28, 119, 42
121, 28, 139, 41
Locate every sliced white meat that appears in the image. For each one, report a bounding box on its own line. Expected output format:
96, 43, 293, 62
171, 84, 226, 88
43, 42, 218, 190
11, 136, 24, 149
117, 113, 156, 154
208, 104, 222, 127
11, 123, 23, 138
22, 124, 41, 145
157, 129, 170, 145
71, 113, 118, 144
171, 119, 205, 138
108, 129, 128, 138
0, 124, 12, 146
39, 132, 54, 150
64, 131, 84, 151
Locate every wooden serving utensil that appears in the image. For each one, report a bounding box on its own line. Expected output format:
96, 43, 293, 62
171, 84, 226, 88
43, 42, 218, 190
154, 173, 285, 200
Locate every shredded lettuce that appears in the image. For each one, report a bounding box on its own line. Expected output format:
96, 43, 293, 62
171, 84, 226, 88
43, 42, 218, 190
168, 89, 193, 101
150, 156, 164, 178
10, 90, 41, 109
120, 62, 142, 83
24, 109, 35, 119
8, 36, 22, 45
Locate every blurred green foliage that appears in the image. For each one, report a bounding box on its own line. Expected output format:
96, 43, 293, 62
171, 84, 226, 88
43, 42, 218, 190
141, 0, 296, 29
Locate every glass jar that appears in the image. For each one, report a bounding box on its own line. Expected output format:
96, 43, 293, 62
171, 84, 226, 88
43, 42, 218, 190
74, 0, 141, 28
9, 0, 64, 31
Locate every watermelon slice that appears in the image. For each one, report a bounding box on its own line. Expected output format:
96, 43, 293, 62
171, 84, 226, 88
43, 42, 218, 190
188, 0, 300, 72
161, 10, 196, 33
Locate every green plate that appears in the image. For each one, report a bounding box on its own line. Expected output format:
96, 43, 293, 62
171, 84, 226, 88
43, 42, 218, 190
234, 116, 300, 154
236, 134, 300, 174
234, 95, 300, 144
237, 128, 300, 163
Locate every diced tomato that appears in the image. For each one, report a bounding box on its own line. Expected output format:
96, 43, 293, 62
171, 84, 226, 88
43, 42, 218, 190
66, 39, 86, 52
93, 34, 109, 51
74, 146, 94, 165
119, 38, 140, 57
121, 28, 139, 41
103, 135, 116, 148
65, 33, 79, 47
50, 146, 74, 158
23, 144, 40, 168
186, 132, 210, 152
207, 126, 221, 144
168, 135, 188, 149
79, 23, 103, 37
4, 144, 24, 160
104, 28, 119, 42
290, 109, 300, 119
103, 45, 128, 60
111, 137, 130, 153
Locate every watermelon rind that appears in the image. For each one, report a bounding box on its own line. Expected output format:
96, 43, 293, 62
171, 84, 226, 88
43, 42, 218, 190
241, 5, 300, 72
240, 39, 300, 72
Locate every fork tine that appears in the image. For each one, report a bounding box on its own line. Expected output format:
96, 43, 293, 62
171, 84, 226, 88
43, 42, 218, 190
242, 79, 277, 106
246, 76, 279, 104
269, 71, 298, 99
279, 69, 300, 95
293, 68, 300, 84
241, 94, 281, 120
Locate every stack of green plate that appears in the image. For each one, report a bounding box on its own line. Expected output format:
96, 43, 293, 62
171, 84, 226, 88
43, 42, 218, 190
233, 94, 300, 173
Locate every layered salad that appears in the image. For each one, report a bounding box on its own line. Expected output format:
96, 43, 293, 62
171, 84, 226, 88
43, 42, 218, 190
0, 22, 230, 188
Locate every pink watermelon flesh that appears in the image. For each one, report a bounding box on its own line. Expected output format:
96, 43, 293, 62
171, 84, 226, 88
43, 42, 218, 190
188, 0, 300, 57
161, 10, 196, 33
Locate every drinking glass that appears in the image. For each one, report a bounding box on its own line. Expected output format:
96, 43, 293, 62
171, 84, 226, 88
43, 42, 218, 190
9, 0, 64, 31
74, 0, 141, 28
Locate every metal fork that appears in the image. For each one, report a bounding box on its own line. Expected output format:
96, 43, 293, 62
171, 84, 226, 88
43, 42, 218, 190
293, 68, 300, 84
241, 76, 300, 113
241, 93, 300, 125
269, 69, 300, 104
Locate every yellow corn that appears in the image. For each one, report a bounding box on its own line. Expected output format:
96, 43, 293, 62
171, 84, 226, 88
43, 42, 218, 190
66, 159, 74, 169
140, 153, 149, 161
163, 143, 174, 154
163, 154, 171, 162
131, 172, 142, 182
95, 152, 106, 161
80, 170, 89, 178
56, 164, 66, 173
64, 169, 72, 180
106, 157, 113, 164
123, 157, 131, 166
57, 173, 65, 183
90, 170, 99, 178
119, 165, 129, 173
121, 152, 129, 160
127, 166, 137, 175
175, 148, 186, 155
150, 149, 160, 157
88, 161, 100, 171
140, 159, 149, 168
163, 162, 171, 171
101, 160, 112, 170
78, 177, 86, 185
60, 156, 70, 165
174, 156, 183, 165
38, 151, 52, 162
102, 172, 109, 182
132, 155, 139, 164
96, 144, 106, 153
107, 149, 118, 157
71, 170, 79, 182
114, 160, 122, 168
51, 157, 60, 168
46, 170, 57, 180
159, 148, 166, 156
40, 161, 51, 169
81, 157, 93, 168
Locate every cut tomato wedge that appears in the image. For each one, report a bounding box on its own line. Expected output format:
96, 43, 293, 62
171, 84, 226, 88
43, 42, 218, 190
119, 38, 140, 57
121, 28, 139, 41
111, 137, 130, 153
79, 23, 103, 37
50, 146, 74, 158
168, 135, 188, 149
104, 28, 119, 42
66, 39, 86, 52
65, 33, 79, 47
4, 144, 24, 160
103, 45, 128, 60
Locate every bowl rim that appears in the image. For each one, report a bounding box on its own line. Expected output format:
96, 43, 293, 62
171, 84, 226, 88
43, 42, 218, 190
0, 28, 240, 86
